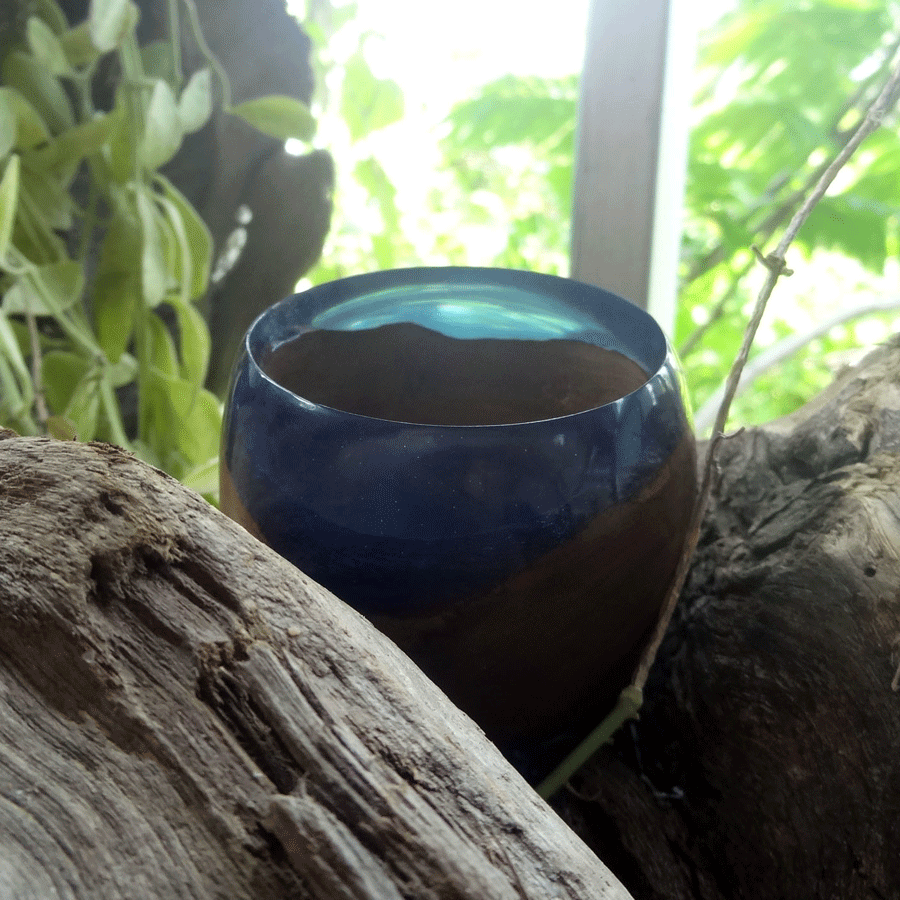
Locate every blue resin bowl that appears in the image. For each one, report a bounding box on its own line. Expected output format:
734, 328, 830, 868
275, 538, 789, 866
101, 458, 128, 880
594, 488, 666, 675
221, 267, 695, 776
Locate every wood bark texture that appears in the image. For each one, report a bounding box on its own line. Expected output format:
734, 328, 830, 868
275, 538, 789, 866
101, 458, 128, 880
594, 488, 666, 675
554, 340, 900, 899
0, 428, 631, 899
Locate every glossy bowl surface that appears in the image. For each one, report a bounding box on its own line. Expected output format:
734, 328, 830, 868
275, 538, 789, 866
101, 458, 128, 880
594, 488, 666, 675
221, 267, 696, 777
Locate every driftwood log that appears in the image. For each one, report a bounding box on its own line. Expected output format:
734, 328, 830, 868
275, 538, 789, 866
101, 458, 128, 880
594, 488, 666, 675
1, 339, 900, 898
0, 428, 629, 898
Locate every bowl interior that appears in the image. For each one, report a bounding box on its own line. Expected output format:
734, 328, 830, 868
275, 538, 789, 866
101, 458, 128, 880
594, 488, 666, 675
248, 268, 670, 420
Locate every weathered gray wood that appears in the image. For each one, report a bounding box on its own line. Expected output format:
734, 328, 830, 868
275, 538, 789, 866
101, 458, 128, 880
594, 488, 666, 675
0, 428, 631, 899
3, 340, 900, 898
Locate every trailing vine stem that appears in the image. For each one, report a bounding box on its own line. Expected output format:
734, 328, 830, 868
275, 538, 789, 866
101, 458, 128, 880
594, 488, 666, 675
180, 0, 232, 108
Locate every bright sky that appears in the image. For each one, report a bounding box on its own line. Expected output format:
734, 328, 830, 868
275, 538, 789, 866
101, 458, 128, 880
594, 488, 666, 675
287, 0, 591, 105
360, 0, 592, 95
284, 0, 728, 276
285, 0, 595, 272
290, 0, 731, 101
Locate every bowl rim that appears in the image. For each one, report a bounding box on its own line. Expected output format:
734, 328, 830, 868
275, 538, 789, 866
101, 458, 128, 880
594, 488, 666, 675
240, 266, 676, 429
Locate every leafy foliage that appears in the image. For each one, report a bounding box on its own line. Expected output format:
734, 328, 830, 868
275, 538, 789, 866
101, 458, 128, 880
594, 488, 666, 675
439, 74, 577, 273
681, 0, 900, 426
8, 0, 893, 485
303, 0, 900, 429
0, 0, 317, 500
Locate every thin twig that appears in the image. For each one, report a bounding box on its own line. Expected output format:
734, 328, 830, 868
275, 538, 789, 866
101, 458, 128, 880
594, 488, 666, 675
830, 33, 900, 142
636, 57, 900, 692
538, 57, 900, 800
180, 0, 231, 108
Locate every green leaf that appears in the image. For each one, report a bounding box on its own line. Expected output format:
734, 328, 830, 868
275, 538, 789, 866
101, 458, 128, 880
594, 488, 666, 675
0, 100, 13, 161
47, 415, 78, 441
142, 80, 183, 170
0, 309, 32, 391
65, 369, 101, 440
94, 201, 142, 359
181, 453, 219, 506
153, 195, 213, 387
129, 438, 161, 469
178, 68, 213, 134
41, 350, 91, 413
181, 456, 219, 498
229, 96, 316, 142
0, 352, 28, 423
9, 169, 70, 262
443, 74, 577, 150
157, 176, 211, 300
146, 372, 221, 466
155, 194, 189, 307
20, 167, 73, 230
340, 52, 404, 142
33, 0, 69, 35
96, 199, 142, 276
0, 155, 20, 261
1, 50, 73, 134
0, 88, 51, 151
38, 260, 84, 312
173, 298, 210, 385
94, 271, 137, 361
135, 188, 167, 307
800, 196, 889, 271
107, 352, 138, 388
146, 310, 179, 377
88, 0, 137, 52
27, 16, 72, 76
3, 261, 83, 316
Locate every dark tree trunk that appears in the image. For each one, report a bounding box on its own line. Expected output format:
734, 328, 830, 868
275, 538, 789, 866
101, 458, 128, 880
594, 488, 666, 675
553, 340, 900, 900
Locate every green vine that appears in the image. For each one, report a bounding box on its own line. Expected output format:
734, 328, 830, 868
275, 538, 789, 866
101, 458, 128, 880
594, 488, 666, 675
0, 0, 317, 501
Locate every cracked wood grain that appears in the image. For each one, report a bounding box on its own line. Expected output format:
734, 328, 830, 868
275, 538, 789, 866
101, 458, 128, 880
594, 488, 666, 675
0, 431, 631, 899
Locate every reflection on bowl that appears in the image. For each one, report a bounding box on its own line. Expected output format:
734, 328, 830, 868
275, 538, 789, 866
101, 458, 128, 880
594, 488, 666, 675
221, 267, 696, 780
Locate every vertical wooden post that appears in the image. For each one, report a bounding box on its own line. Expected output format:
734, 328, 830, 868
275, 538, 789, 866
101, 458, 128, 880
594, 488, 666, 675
570, 0, 694, 335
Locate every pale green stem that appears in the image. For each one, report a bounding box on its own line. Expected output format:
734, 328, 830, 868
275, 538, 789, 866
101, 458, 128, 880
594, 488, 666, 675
536, 687, 643, 800
0, 353, 38, 435
23, 301, 48, 428
116, 39, 153, 444
168, 0, 183, 86
99, 377, 130, 448
180, 0, 231, 108
5, 247, 103, 358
